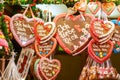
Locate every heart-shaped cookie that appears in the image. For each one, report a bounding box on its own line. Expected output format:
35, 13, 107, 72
35, 38, 57, 58
88, 1, 101, 14
10, 14, 38, 47
34, 59, 43, 80
34, 21, 56, 43
118, 5, 120, 12
39, 57, 61, 80
74, 0, 87, 12
90, 18, 115, 38
53, 13, 93, 54
111, 19, 120, 54
102, 2, 116, 15
90, 23, 114, 44
88, 39, 113, 63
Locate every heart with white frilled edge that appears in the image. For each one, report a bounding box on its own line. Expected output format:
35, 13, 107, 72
87, 1, 101, 14
35, 38, 57, 58
90, 18, 115, 39
53, 13, 93, 55
10, 14, 40, 47
34, 21, 56, 43
88, 39, 113, 63
39, 57, 61, 80
102, 2, 116, 15
111, 19, 120, 54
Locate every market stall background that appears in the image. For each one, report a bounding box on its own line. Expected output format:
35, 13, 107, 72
0, 0, 120, 80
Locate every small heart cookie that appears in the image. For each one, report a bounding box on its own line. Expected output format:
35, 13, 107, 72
39, 57, 61, 80
88, 39, 113, 63
88, 1, 101, 14
90, 18, 115, 38
35, 38, 57, 58
102, 2, 116, 15
34, 21, 56, 43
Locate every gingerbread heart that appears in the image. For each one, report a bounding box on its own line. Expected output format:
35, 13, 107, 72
118, 5, 120, 12
102, 2, 116, 15
90, 24, 114, 44
39, 57, 61, 80
88, 39, 113, 63
34, 59, 43, 80
74, 0, 87, 12
35, 38, 57, 58
90, 18, 115, 38
88, 1, 101, 14
53, 13, 93, 54
10, 14, 38, 47
111, 19, 120, 54
34, 21, 56, 43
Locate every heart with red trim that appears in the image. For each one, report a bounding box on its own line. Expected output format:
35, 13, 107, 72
111, 19, 120, 54
102, 2, 116, 15
10, 14, 41, 47
88, 39, 113, 63
90, 18, 115, 43
35, 38, 57, 58
34, 21, 56, 43
118, 5, 120, 12
88, 1, 101, 14
39, 57, 61, 80
54, 13, 93, 55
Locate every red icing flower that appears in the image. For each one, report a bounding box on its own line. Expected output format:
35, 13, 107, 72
117, 42, 120, 46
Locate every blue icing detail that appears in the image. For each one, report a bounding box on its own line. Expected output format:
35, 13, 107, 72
45, 51, 49, 54
111, 20, 120, 26
103, 53, 107, 56
40, 51, 43, 54
113, 48, 120, 54
95, 52, 99, 56
50, 41, 54, 45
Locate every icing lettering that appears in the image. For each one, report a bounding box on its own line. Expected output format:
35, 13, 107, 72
57, 23, 79, 44
41, 60, 60, 78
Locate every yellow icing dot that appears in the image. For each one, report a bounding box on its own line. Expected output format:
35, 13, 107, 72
52, 71, 55, 75
56, 66, 60, 69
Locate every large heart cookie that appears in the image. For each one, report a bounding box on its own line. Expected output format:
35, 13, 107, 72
88, 39, 113, 63
90, 18, 115, 38
111, 19, 120, 54
53, 13, 93, 55
10, 14, 38, 47
34, 21, 56, 43
102, 2, 116, 15
35, 38, 57, 58
39, 57, 61, 80
88, 1, 101, 14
